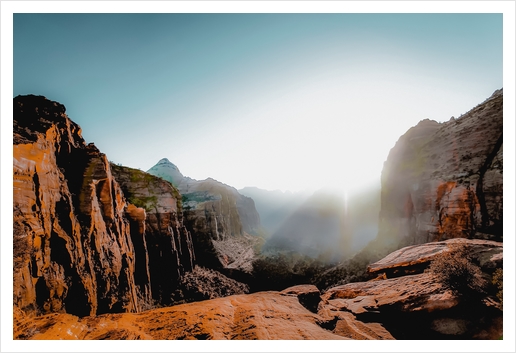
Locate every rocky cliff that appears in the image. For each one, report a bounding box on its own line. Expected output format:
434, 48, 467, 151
109, 165, 195, 306
13, 95, 142, 316
147, 158, 263, 274
14, 238, 502, 340
13, 95, 251, 317
378, 89, 503, 246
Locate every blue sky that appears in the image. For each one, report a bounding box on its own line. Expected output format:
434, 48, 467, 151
13, 13, 503, 192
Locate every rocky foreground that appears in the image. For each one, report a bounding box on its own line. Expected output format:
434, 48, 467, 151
14, 238, 502, 340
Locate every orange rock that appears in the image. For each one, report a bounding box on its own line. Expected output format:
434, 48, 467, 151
378, 89, 503, 245
13, 291, 395, 340
13, 95, 141, 317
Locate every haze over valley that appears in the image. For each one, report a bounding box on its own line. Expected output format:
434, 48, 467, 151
5, 5, 513, 349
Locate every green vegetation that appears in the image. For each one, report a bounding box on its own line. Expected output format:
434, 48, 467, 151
128, 195, 158, 212
492, 268, 503, 310
426, 243, 487, 299
250, 252, 330, 292
181, 192, 217, 210
110, 162, 184, 213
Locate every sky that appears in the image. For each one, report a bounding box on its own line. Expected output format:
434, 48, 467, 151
11, 12, 503, 193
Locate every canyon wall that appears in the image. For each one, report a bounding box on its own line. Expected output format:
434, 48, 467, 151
147, 158, 263, 273
110, 165, 195, 306
13, 95, 142, 316
13, 95, 251, 317
378, 89, 503, 247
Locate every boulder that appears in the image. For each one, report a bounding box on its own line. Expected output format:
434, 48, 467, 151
367, 238, 503, 278
281, 284, 321, 313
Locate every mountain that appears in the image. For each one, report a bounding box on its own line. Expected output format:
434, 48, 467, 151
378, 89, 503, 247
147, 158, 264, 274
108, 164, 194, 306
12, 95, 247, 317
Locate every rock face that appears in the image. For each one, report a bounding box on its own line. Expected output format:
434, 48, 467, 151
13, 95, 141, 316
109, 165, 195, 306
13, 288, 393, 340
147, 158, 263, 273
13, 95, 250, 317
322, 238, 503, 339
367, 238, 503, 278
14, 238, 501, 340
378, 89, 503, 246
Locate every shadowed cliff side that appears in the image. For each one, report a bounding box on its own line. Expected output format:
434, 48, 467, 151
147, 159, 264, 275
313, 90, 504, 292
13, 95, 253, 318
13, 95, 142, 316
109, 165, 195, 306
377, 89, 503, 248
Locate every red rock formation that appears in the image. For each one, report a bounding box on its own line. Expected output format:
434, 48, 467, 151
13, 289, 395, 340
13, 95, 253, 318
13, 237, 501, 340
321, 238, 503, 339
110, 165, 195, 306
148, 159, 263, 274
367, 238, 502, 278
378, 89, 503, 246
13, 95, 141, 316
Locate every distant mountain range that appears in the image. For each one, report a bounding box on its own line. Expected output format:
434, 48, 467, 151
147, 158, 264, 274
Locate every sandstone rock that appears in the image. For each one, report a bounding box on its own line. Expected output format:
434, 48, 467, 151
13, 95, 141, 317
321, 239, 503, 339
177, 265, 249, 302
281, 284, 321, 313
378, 89, 503, 245
13, 289, 401, 340
110, 165, 195, 306
147, 159, 263, 273
367, 238, 503, 278
13, 292, 351, 340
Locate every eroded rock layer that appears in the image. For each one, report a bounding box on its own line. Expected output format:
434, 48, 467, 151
147, 158, 263, 274
110, 165, 195, 306
379, 89, 503, 246
13, 95, 140, 316
14, 239, 501, 340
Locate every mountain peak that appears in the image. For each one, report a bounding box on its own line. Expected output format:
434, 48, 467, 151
147, 158, 184, 186
157, 157, 173, 165
155, 158, 180, 170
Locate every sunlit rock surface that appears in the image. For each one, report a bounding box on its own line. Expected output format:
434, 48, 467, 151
321, 238, 502, 339
13, 95, 141, 316
367, 238, 503, 278
378, 89, 503, 245
14, 289, 396, 340
13, 236, 501, 340
13, 95, 251, 317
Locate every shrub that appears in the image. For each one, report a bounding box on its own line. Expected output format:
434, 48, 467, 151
492, 268, 503, 310
427, 243, 487, 298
